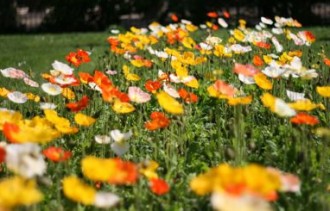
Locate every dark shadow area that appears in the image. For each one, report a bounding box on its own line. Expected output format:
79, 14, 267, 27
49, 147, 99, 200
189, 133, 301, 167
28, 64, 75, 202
1, 0, 329, 33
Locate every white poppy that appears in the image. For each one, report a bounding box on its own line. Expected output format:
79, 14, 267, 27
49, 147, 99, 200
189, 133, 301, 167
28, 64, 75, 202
262, 62, 286, 78
238, 74, 255, 84
163, 83, 180, 98
110, 29, 120, 34
286, 90, 306, 101
271, 27, 283, 35
41, 83, 62, 96
229, 44, 252, 54
94, 192, 120, 208
255, 25, 262, 31
211, 192, 272, 211
110, 129, 132, 143
40, 102, 57, 110
205, 36, 222, 45
7, 91, 28, 104
54, 75, 77, 86
88, 82, 102, 92
52, 60, 74, 75
5, 143, 46, 178
274, 98, 296, 117
199, 42, 213, 51
217, 18, 228, 28
111, 142, 130, 156
94, 135, 111, 144
271, 37, 283, 53
261, 17, 273, 25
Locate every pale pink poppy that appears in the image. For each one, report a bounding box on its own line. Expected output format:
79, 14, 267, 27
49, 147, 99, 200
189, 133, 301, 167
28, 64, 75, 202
163, 83, 180, 98
234, 63, 260, 77
1, 68, 28, 79
213, 80, 236, 97
7, 91, 28, 104
106, 70, 117, 75
128, 86, 151, 103
23, 77, 39, 87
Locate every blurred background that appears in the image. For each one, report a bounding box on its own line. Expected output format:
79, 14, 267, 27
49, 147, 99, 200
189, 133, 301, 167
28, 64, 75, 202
0, 0, 329, 33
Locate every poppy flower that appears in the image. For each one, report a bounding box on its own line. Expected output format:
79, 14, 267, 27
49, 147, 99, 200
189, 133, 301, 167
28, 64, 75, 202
52, 60, 74, 75
144, 112, 170, 131
112, 99, 135, 114
108, 158, 139, 185
223, 11, 230, 18
253, 55, 264, 67
7, 91, 28, 104
178, 88, 198, 103
43, 146, 72, 162
66, 49, 91, 67
0, 67, 28, 79
0, 146, 5, 163
290, 113, 319, 126
234, 63, 260, 77
324, 57, 330, 66
156, 91, 184, 114
66, 95, 89, 112
316, 86, 330, 98
207, 12, 218, 18
149, 178, 170, 195
74, 113, 96, 126
170, 13, 179, 22
145, 80, 162, 93
255, 41, 271, 49
41, 83, 63, 96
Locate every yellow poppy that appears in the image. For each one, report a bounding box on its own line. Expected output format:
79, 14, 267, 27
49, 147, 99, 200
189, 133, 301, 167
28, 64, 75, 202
254, 73, 273, 90
112, 99, 135, 114
74, 113, 96, 126
156, 91, 184, 114
316, 86, 330, 98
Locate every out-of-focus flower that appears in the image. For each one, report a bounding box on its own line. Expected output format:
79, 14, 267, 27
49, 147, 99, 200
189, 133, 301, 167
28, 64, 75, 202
23, 77, 39, 87
288, 99, 325, 111
94, 192, 120, 208
110, 129, 132, 156
62, 176, 96, 205
207, 11, 218, 18
286, 90, 305, 101
145, 80, 162, 93
112, 99, 135, 114
52, 60, 74, 75
149, 178, 170, 195
74, 113, 96, 126
139, 160, 159, 179
254, 73, 273, 90
7, 91, 28, 104
316, 86, 330, 98
145, 111, 170, 131
178, 88, 198, 103
253, 55, 264, 67
156, 91, 184, 114
94, 135, 111, 144
41, 83, 62, 96
40, 102, 57, 110
128, 86, 151, 103
261, 93, 296, 117
0, 176, 43, 208
290, 113, 319, 126
5, 143, 46, 178
0, 67, 28, 79
66, 95, 89, 112
43, 146, 72, 162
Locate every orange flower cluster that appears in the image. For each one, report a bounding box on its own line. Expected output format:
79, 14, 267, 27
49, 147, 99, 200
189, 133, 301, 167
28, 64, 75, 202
108, 158, 139, 185
66, 49, 91, 67
144, 112, 170, 131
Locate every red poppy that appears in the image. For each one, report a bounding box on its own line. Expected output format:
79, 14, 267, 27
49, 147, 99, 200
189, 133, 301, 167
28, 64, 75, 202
178, 88, 198, 103
150, 178, 170, 195
207, 11, 218, 18
144, 112, 170, 131
145, 80, 162, 93
0, 147, 6, 163
223, 10, 230, 18
324, 57, 330, 67
66, 49, 91, 67
66, 95, 89, 112
304, 31, 316, 42
108, 158, 139, 185
253, 55, 264, 67
2, 122, 19, 143
290, 113, 319, 126
255, 41, 271, 49
170, 13, 179, 22
43, 146, 72, 162
211, 24, 219, 31
94, 70, 113, 88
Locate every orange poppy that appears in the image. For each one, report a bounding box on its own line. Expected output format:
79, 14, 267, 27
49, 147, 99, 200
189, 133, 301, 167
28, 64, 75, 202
43, 146, 72, 162
107, 37, 120, 47
79, 72, 94, 84
324, 57, 330, 66
108, 158, 138, 185
94, 70, 113, 88
66, 49, 91, 67
145, 80, 162, 93
214, 80, 236, 97
66, 95, 89, 112
144, 112, 170, 131
170, 13, 179, 22
2, 122, 19, 143
149, 178, 170, 195
0, 147, 5, 163
223, 10, 230, 18
211, 24, 219, 31
290, 113, 319, 126
255, 41, 271, 49
178, 88, 198, 103
253, 55, 264, 67
207, 11, 218, 18
234, 63, 260, 77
